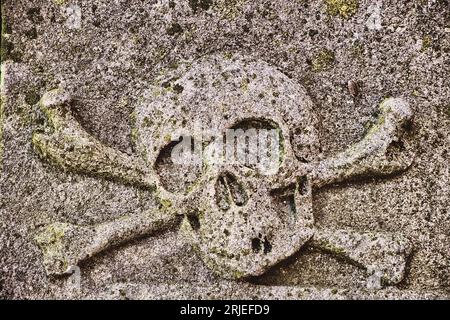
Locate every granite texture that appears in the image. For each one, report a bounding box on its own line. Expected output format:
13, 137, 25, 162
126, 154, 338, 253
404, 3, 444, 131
0, 0, 449, 299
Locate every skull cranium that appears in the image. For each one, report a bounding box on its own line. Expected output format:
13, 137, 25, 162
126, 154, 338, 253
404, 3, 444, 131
133, 54, 318, 278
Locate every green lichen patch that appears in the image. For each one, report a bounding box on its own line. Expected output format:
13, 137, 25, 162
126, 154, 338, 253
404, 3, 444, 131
312, 49, 335, 72
314, 238, 346, 255
421, 35, 432, 51
364, 111, 386, 138
240, 77, 249, 92
325, 0, 359, 19
160, 198, 172, 208
53, 0, 67, 5
33, 89, 153, 190
215, 0, 246, 20
350, 42, 364, 58
34, 222, 71, 274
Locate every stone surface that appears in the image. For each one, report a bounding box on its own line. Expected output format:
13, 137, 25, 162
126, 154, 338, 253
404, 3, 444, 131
1, 0, 449, 299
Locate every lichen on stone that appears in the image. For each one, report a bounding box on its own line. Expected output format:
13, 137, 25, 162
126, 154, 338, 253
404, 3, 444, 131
325, 0, 359, 19
34, 222, 71, 274
52, 0, 67, 5
421, 35, 432, 51
312, 49, 335, 72
32, 89, 154, 190
214, 0, 246, 20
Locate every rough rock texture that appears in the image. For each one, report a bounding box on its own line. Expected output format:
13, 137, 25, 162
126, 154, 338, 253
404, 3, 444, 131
0, 0, 449, 299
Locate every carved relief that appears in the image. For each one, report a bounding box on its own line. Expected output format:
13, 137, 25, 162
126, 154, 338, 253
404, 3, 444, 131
33, 55, 415, 289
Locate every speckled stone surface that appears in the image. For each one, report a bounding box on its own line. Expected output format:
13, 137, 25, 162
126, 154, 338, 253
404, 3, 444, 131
0, 0, 449, 299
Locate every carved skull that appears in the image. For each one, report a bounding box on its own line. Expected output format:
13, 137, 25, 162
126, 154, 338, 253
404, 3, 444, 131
133, 54, 319, 278
32, 53, 414, 287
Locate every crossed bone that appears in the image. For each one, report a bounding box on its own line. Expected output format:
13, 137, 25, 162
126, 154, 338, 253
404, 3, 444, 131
33, 88, 415, 289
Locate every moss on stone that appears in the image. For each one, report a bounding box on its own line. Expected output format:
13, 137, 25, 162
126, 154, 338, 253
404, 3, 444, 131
215, 0, 246, 20
421, 35, 432, 51
53, 0, 67, 5
158, 197, 173, 210
34, 222, 71, 274
315, 239, 346, 255
325, 0, 359, 19
312, 49, 335, 72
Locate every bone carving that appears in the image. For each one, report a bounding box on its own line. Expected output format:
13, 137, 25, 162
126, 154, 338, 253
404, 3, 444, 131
33, 55, 415, 289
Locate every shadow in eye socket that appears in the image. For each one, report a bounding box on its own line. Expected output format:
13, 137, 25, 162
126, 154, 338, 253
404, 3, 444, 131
154, 136, 203, 194
215, 172, 248, 211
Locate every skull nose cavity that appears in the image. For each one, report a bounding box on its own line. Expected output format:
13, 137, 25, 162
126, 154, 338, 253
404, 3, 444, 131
215, 172, 248, 211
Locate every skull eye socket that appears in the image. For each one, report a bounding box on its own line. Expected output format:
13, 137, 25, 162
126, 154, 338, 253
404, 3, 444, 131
154, 136, 202, 194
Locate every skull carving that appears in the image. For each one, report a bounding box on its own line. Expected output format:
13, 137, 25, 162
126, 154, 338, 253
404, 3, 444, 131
133, 55, 318, 278
32, 53, 415, 288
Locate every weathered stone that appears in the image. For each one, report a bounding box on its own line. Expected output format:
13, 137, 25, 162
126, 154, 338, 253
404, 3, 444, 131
1, 0, 448, 300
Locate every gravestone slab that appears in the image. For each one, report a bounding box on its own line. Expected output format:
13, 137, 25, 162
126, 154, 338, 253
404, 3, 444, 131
0, 0, 449, 299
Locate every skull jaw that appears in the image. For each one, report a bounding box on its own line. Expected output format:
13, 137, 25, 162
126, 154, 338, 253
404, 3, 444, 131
179, 176, 315, 280
180, 217, 315, 280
